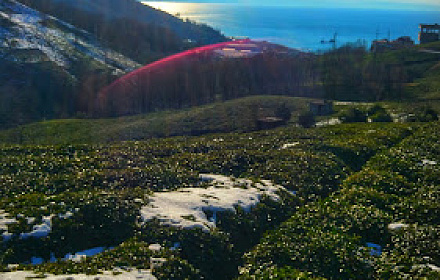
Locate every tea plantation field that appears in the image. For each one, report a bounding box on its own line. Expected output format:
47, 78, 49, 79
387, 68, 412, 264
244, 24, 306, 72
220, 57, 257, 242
0, 121, 438, 279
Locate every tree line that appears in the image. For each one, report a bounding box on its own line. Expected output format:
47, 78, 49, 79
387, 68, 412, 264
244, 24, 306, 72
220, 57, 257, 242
95, 52, 322, 117
320, 44, 413, 101
0, 41, 431, 129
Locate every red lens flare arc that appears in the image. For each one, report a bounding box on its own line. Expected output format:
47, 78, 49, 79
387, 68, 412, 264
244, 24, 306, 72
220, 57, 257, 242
98, 39, 250, 99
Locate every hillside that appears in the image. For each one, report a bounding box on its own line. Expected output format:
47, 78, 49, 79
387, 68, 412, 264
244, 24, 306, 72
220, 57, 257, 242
1, 1, 439, 279
0, 0, 228, 130
95, 40, 320, 118
0, 0, 141, 129
320, 41, 440, 102
0, 96, 312, 145
16, 0, 227, 63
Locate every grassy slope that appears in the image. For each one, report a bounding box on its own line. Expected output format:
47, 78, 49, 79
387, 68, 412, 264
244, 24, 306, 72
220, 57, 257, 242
0, 96, 313, 145
357, 41, 440, 115
241, 121, 440, 280
0, 120, 417, 280
378, 41, 440, 101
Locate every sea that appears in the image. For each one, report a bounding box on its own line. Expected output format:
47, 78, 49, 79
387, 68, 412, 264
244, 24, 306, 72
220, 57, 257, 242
141, 1, 440, 52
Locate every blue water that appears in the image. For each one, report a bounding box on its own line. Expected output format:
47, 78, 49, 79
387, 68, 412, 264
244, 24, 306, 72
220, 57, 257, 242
143, 2, 440, 52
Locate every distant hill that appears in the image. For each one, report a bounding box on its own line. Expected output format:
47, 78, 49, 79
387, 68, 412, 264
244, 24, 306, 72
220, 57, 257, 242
16, 0, 227, 63
0, 0, 142, 129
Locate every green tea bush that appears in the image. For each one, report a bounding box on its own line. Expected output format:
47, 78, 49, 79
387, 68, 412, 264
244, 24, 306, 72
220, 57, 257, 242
298, 111, 316, 128
237, 266, 327, 280
338, 108, 367, 123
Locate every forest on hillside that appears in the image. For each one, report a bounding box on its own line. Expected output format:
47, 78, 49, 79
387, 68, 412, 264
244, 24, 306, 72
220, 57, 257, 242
96, 51, 322, 117
16, 0, 226, 63
2, 40, 438, 129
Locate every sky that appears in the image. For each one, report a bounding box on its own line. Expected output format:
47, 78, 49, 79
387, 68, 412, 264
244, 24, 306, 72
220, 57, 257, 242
145, 0, 440, 10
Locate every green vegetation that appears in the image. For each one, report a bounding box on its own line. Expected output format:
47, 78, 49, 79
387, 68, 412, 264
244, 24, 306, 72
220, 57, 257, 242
240, 121, 440, 279
0, 96, 311, 145
321, 41, 440, 102
367, 105, 393, 122
297, 111, 316, 128
16, 0, 226, 63
0, 118, 421, 279
1, 2, 439, 278
338, 107, 368, 123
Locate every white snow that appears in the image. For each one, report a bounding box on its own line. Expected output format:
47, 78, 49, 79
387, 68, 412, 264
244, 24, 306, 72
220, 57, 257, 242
2, 211, 74, 241
148, 244, 162, 252
58, 211, 74, 219
421, 159, 437, 166
0, 210, 16, 241
9, 13, 40, 25
20, 215, 53, 239
141, 174, 287, 232
315, 118, 341, 127
388, 223, 409, 231
0, 0, 140, 70
0, 268, 157, 280
64, 247, 106, 262
427, 264, 440, 272
281, 142, 300, 149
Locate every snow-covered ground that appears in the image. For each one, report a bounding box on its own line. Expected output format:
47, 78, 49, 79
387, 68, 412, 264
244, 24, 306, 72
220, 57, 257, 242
0, 210, 16, 241
64, 247, 108, 262
141, 174, 288, 232
315, 118, 341, 127
1, 210, 76, 242
280, 142, 300, 149
0, 268, 157, 280
20, 215, 53, 239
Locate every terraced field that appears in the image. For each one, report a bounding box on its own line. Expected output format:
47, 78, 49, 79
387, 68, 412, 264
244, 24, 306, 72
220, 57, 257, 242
1, 121, 438, 279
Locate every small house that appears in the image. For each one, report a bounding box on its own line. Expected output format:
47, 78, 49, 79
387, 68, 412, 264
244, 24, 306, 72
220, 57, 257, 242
371, 36, 414, 52
419, 24, 440, 44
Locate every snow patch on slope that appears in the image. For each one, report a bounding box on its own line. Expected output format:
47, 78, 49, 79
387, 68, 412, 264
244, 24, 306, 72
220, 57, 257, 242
64, 247, 107, 262
0, 210, 16, 241
20, 215, 53, 239
1, 210, 76, 242
141, 174, 287, 232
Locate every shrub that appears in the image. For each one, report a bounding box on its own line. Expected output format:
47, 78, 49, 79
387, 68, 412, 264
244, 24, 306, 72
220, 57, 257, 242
367, 105, 392, 122
338, 108, 367, 123
298, 112, 315, 128
274, 103, 292, 122
367, 105, 386, 116
407, 107, 439, 122
370, 112, 393, 122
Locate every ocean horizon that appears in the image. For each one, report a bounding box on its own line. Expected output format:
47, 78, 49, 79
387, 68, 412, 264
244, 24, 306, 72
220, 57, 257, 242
142, 1, 440, 51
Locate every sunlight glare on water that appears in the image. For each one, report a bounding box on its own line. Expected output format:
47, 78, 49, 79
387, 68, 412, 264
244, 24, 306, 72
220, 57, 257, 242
142, 1, 440, 51
142, 1, 204, 17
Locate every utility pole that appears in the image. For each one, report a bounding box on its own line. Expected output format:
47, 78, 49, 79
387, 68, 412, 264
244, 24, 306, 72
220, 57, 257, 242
332, 32, 337, 49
